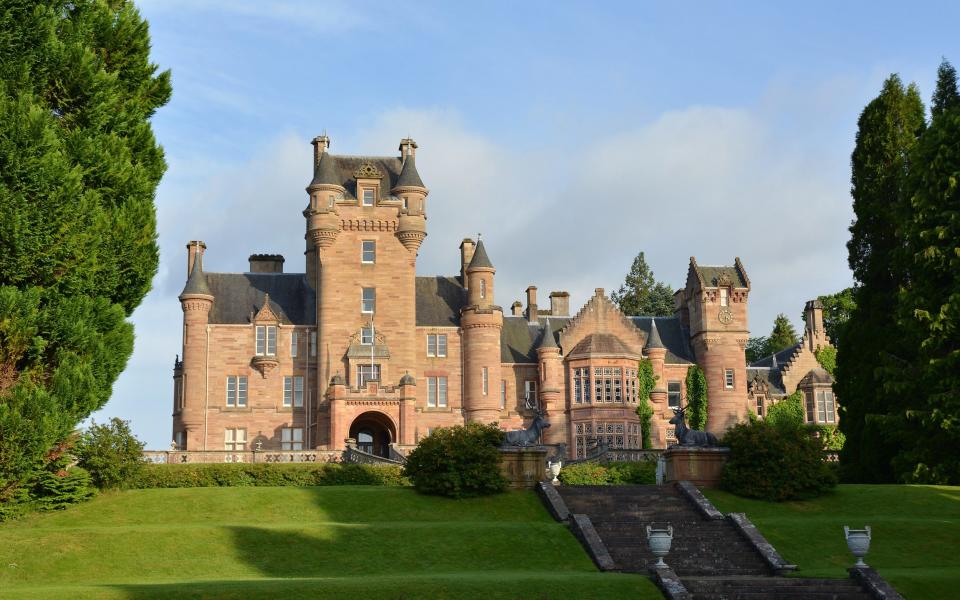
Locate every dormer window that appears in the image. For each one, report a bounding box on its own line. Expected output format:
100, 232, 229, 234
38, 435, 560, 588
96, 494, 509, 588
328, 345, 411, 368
360, 326, 374, 345
720, 288, 729, 307
362, 188, 375, 206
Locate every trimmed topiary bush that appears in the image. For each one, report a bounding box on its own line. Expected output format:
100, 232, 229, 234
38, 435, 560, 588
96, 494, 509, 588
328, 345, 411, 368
403, 423, 507, 498
721, 420, 837, 501
558, 461, 656, 485
125, 463, 408, 488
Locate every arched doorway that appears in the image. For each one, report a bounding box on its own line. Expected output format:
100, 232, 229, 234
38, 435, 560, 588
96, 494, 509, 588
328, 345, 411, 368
349, 411, 397, 458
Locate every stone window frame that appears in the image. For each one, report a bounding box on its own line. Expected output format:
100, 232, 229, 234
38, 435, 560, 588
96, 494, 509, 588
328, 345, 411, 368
361, 287, 376, 313
360, 326, 374, 345
482, 367, 489, 396
282, 375, 304, 408
356, 364, 381, 388
426, 333, 447, 357
480, 278, 487, 299
427, 376, 448, 408
174, 431, 186, 451
667, 380, 682, 409
361, 188, 375, 206
310, 331, 317, 356
720, 287, 729, 307
361, 239, 376, 264
281, 427, 304, 450
500, 380, 507, 410
255, 325, 277, 356
756, 395, 765, 417
226, 375, 248, 408
224, 428, 247, 451
567, 360, 638, 406
724, 368, 735, 389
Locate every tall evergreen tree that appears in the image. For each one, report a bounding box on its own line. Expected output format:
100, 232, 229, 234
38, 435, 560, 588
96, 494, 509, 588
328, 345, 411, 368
931, 58, 960, 119
813, 288, 856, 348
766, 314, 799, 355
891, 61, 960, 483
836, 75, 926, 483
0, 1, 170, 504
611, 251, 675, 316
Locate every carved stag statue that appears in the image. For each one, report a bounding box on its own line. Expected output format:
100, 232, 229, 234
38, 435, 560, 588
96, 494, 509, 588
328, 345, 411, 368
668, 405, 718, 447
503, 397, 551, 447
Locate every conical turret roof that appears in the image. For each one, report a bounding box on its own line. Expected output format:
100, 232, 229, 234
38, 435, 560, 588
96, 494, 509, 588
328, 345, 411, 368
468, 239, 494, 269
180, 252, 212, 297
539, 319, 558, 349
310, 150, 342, 187
394, 153, 425, 188
645, 319, 665, 350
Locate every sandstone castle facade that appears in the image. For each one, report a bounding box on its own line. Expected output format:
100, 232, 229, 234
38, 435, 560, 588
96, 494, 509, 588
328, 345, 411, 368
172, 136, 836, 457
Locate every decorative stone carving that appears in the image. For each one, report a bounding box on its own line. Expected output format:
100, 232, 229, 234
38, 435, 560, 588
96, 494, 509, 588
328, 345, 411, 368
353, 162, 382, 179
718, 308, 734, 324
251, 355, 279, 378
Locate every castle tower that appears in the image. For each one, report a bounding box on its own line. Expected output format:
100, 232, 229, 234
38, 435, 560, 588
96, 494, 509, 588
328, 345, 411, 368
175, 244, 214, 450
461, 239, 503, 423
393, 138, 428, 256
684, 257, 751, 434
536, 319, 565, 444
646, 319, 669, 407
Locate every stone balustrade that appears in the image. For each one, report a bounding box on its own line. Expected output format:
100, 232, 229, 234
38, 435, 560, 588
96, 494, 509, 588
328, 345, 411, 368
142, 450, 342, 464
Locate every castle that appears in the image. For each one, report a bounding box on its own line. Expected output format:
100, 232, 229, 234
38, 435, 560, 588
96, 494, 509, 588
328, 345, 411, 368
172, 136, 836, 457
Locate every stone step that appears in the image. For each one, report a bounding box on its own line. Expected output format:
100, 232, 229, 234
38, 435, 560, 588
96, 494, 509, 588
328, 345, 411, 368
682, 576, 871, 599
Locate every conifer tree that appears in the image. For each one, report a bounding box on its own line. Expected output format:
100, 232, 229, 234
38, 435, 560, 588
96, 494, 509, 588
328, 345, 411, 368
612, 251, 674, 316
0, 1, 170, 503
836, 75, 925, 482
931, 58, 960, 119
766, 314, 799, 355
685, 365, 708, 431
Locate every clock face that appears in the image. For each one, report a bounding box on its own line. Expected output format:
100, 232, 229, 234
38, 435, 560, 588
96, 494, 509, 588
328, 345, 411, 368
718, 308, 734, 324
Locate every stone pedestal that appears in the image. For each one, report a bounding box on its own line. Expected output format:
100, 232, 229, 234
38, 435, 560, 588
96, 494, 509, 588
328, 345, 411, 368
664, 446, 730, 488
499, 447, 548, 490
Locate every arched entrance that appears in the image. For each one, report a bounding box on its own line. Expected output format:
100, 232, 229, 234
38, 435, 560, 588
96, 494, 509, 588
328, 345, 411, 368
349, 411, 397, 458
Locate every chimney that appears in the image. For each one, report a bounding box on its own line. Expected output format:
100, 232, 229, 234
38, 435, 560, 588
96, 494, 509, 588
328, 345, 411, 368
804, 299, 826, 348
311, 134, 330, 168
248, 254, 285, 273
526, 286, 538, 323
399, 137, 418, 160
186, 240, 206, 276
459, 238, 475, 285
511, 301, 523, 316
549, 291, 570, 316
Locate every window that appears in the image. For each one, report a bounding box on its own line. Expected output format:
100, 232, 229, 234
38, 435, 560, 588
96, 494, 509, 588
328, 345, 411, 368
720, 287, 729, 307
281, 428, 304, 451
174, 378, 184, 411
310, 331, 317, 356
283, 376, 304, 407
224, 428, 246, 451
427, 334, 447, 357
594, 368, 603, 402
524, 380, 537, 405
255, 325, 277, 356
500, 380, 507, 409
724, 369, 735, 389
361, 288, 375, 313
613, 367, 623, 402
290, 331, 299, 358
668, 381, 682, 409
357, 364, 380, 387
174, 431, 186, 451
573, 368, 584, 404
756, 395, 765, 417
226, 375, 248, 407
360, 327, 374, 345
482, 367, 489, 395
402, 197, 408, 210
361, 240, 376, 263
362, 188, 375, 206
427, 376, 448, 407
480, 279, 486, 299
328, 194, 335, 208
817, 390, 836, 423
805, 392, 816, 422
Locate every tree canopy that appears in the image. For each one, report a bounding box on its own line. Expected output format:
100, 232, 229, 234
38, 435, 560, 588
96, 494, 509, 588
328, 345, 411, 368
0, 1, 169, 504
611, 251, 675, 317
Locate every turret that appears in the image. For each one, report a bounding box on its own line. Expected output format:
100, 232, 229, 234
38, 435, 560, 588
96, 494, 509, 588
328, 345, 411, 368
536, 319, 565, 444
176, 244, 214, 450
394, 138, 428, 255
460, 238, 503, 423
305, 135, 344, 284
645, 319, 668, 408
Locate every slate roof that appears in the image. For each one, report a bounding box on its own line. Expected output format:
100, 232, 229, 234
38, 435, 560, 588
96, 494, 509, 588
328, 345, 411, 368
180, 253, 212, 297
799, 367, 834, 386
645, 318, 665, 349
696, 265, 749, 288
328, 155, 404, 200
394, 154, 425, 188
310, 151, 342, 187
468, 239, 494, 269
205, 273, 315, 325
746, 366, 787, 395
749, 343, 800, 369
415, 276, 465, 326
569, 333, 635, 356
629, 317, 695, 364
501, 317, 568, 363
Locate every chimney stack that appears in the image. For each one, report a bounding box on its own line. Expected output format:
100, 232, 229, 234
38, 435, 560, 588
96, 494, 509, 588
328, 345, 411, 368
549, 291, 570, 316
186, 240, 206, 276
511, 301, 523, 316
804, 299, 826, 348
311, 134, 330, 168
248, 254, 285, 273
459, 238, 475, 285
526, 286, 539, 323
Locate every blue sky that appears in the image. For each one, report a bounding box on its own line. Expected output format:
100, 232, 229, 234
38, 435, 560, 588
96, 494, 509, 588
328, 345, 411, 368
99, 1, 958, 447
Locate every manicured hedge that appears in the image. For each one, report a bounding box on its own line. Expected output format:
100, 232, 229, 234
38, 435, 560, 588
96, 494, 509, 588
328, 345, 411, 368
126, 463, 408, 488
558, 461, 657, 485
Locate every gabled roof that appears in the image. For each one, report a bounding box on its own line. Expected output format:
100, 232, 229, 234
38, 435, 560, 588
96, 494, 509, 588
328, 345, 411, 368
749, 343, 800, 369
205, 273, 315, 325
746, 366, 787, 395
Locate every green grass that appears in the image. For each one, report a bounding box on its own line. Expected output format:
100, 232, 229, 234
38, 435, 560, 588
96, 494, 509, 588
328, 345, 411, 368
704, 484, 960, 599
0, 486, 661, 599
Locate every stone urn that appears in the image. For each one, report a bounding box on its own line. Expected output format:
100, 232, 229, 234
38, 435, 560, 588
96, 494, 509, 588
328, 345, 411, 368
844, 525, 871, 567
547, 460, 562, 485
646, 524, 674, 568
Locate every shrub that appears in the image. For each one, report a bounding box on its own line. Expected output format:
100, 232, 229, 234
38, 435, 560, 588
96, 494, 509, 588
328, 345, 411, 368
125, 463, 408, 488
765, 391, 804, 431
685, 365, 708, 430
558, 461, 656, 485
403, 423, 507, 498
75, 418, 145, 489
809, 424, 846, 451
30, 461, 95, 511
721, 420, 837, 501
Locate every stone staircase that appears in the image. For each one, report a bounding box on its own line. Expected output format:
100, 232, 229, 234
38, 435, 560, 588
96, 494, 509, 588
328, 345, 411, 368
546, 483, 887, 600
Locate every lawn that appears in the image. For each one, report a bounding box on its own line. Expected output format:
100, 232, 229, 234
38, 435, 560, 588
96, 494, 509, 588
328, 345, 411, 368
704, 484, 960, 600
0, 486, 661, 599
